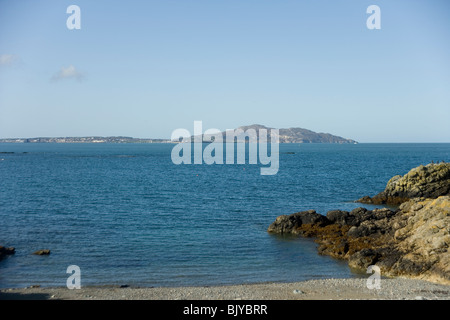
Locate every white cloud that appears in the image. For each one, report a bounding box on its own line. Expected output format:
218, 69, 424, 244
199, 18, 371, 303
0, 54, 18, 66
51, 65, 85, 82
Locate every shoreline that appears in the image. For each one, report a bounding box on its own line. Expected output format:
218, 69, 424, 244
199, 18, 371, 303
1, 278, 449, 300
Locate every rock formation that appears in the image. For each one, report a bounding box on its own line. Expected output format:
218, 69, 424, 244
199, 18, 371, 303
33, 249, 51, 255
268, 196, 449, 284
0, 246, 15, 260
356, 162, 450, 205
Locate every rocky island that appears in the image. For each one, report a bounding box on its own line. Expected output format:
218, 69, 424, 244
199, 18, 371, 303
197, 124, 357, 144
268, 163, 450, 285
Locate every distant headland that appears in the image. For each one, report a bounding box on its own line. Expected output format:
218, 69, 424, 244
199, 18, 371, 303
0, 125, 357, 144
0, 136, 172, 144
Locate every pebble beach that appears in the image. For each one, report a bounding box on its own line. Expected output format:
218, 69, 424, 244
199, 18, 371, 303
1, 278, 449, 300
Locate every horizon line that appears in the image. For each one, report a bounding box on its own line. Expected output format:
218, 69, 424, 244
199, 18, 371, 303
0, 136, 449, 144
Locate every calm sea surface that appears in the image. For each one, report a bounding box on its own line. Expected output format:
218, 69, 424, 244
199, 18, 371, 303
0, 143, 449, 288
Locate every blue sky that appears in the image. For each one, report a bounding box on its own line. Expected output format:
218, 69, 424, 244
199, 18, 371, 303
0, 0, 449, 142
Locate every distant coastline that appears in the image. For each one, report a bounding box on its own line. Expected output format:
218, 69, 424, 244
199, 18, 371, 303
0, 124, 358, 144
0, 137, 173, 144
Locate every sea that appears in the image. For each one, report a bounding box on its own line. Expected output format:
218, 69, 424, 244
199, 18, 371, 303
0, 143, 449, 288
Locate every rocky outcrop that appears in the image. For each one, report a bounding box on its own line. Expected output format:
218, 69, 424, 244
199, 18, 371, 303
357, 163, 450, 205
268, 196, 450, 285
390, 197, 449, 283
267, 210, 329, 234
0, 246, 15, 260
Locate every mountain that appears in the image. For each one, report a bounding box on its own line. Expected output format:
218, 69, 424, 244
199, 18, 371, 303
198, 124, 357, 144
278, 126, 357, 144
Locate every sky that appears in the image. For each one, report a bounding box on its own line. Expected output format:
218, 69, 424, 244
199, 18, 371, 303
0, 0, 449, 142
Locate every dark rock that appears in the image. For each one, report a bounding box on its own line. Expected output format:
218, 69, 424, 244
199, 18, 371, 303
348, 249, 380, 270
349, 207, 368, 216
376, 248, 402, 270
356, 196, 373, 204
338, 240, 350, 255
33, 249, 51, 255
0, 246, 15, 260
348, 222, 378, 237
347, 225, 365, 238
326, 210, 352, 226
268, 194, 450, 284
371, 208, 396, 220
296, 210, 329, 226
267, 210, 329, 234
267, 214, 300, 234
349, 207, 372, 224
